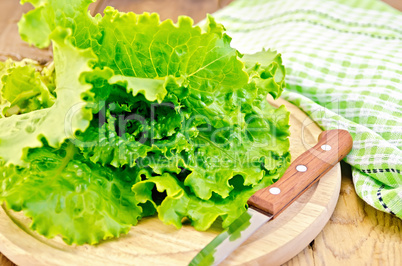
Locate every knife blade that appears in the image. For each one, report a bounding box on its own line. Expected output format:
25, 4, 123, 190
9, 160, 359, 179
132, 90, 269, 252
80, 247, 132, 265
189, 129, 353, 266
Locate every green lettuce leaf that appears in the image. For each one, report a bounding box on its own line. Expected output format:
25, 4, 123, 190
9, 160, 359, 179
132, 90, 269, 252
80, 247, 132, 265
0, 58, 55, 111
108, 75, 168, 104
18, 0, 99, 49
242, 49, 286, 100
0, 29, 95, 166
1, 64, 55, 116
77, 107, 153, 168
0, 141, 142, 245
132, 171, 274, 230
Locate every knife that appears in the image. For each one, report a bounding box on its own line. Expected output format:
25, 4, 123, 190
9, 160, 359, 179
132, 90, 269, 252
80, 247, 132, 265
189, 129, 353, 266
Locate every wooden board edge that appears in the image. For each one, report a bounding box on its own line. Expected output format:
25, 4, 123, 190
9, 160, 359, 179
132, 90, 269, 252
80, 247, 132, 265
256, 165, 341, 265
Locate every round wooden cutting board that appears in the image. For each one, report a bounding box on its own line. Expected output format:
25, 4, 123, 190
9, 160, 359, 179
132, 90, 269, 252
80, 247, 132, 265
0, 97, 341, 266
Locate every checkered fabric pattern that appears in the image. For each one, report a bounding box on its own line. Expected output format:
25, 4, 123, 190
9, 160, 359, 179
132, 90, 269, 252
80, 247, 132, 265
212, 0, 402, 218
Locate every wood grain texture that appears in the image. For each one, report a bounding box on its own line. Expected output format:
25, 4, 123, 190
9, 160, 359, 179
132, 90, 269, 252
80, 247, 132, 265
0, 1, 51, 63
0, 97, 340, 266
382, 0, 402, 11
1, 0, 402, 265
96, 0, 233, 23
0, 254, 13, 266
249, 130, 352, 217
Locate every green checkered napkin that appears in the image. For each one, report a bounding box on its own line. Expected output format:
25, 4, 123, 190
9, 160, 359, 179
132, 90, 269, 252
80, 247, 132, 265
212, 0, 402, 218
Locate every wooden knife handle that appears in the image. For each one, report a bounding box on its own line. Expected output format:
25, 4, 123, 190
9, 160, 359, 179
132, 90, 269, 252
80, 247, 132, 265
247, 129, 353, 217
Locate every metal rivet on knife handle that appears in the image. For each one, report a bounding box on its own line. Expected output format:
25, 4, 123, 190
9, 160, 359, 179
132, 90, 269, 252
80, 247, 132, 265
247, 129, 353, 218
269, 187, 281, 195
296, 165, 307, 172
321, 144, 332, 151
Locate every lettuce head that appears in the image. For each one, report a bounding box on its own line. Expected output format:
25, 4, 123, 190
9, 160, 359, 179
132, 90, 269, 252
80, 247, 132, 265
0, 0, 291, 245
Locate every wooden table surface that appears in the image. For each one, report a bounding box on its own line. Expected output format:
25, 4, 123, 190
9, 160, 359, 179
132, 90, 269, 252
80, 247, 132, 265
1, 1, 401, 265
